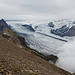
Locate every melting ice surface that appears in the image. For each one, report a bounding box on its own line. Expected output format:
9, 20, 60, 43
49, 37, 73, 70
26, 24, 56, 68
7, 19, 75, 73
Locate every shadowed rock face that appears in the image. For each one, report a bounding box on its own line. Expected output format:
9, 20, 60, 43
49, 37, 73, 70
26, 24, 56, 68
63, 25, 75, 36
45, 54, 58, 63
51, 25, 69, 37
0, 19, 11, 31
51, 25, 75, 37
2, 28, 25, 48
22, 25, 35, 32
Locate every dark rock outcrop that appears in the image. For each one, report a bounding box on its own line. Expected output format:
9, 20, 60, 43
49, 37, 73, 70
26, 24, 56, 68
48, 22, 54, 28
51, 25, 75, 37
2, 28, 25, 48
51, 25, 69, 37
0, 19, 11, 31
45, 54, 58, 63
63, 25, 75, 36
22, 25, 35, 32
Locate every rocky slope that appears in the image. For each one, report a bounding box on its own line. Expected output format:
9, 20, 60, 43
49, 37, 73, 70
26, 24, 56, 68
0, 36, 72, 75
2, 28, 26, 48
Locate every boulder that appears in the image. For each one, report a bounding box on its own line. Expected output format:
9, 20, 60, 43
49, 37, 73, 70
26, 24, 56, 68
48, 22, 54, 28
2, 28, 25, 48
45, 54, 58, 63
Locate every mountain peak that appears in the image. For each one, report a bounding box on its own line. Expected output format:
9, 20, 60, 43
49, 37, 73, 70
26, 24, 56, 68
0, 19, 5, 23
0, 19, 11, 31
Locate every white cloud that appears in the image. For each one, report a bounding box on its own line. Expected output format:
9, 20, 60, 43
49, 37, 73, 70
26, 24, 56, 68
0, 0, 75, 19
56, 39, 75, 73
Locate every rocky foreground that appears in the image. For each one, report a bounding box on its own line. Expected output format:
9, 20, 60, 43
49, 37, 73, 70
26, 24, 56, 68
0, 36, 72, 75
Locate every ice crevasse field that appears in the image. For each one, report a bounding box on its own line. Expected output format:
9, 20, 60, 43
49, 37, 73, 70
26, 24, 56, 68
6, 17, 75, 74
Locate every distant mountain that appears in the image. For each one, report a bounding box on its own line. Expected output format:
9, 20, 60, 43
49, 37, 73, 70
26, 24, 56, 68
51, 25, 69, 37
51, 25, 75, 37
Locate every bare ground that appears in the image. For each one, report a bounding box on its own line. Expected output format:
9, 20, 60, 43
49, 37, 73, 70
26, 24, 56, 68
0, 36, 72, 75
